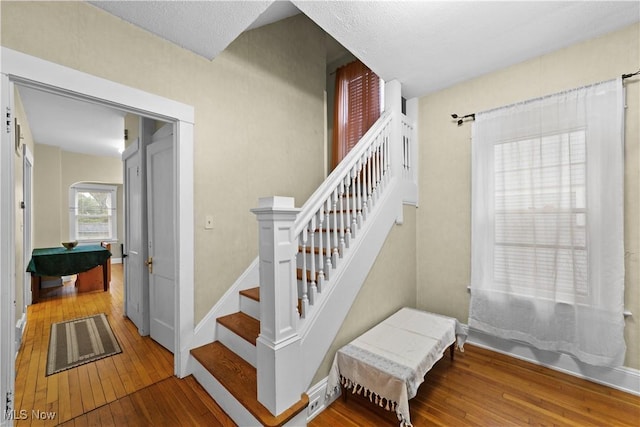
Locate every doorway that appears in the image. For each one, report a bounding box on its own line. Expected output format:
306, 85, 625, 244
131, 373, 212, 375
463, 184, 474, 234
0, 49, 195, 420
122, 119, 176, 353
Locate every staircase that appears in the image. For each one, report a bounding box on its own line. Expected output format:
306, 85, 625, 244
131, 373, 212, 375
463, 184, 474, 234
191, 290, 309, 426
188, 81, 416, 426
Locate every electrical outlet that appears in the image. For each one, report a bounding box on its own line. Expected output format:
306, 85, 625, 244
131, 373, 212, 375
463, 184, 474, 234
308, 397, 321, 415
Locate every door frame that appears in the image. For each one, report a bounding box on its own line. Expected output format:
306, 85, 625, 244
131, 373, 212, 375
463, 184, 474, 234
0, 47, 195, 379
0, 67, 16, 427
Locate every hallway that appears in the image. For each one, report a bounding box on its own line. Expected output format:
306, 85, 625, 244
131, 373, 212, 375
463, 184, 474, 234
13, 264, 234, 426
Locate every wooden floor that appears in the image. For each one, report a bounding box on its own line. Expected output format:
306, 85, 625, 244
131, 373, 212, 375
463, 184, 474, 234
14, 264, 235, 426
311, 344, 640, 427
15, 265, 640, 426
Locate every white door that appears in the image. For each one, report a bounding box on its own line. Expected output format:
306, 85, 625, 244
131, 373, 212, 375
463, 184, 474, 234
122, 138, 148, 335
146, 125, 175, 352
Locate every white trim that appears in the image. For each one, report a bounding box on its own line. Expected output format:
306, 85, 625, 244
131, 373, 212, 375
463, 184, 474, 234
1, 47, 195, 380
467, 327, 640, 396
1, 73, 17, 426
2, 48, 194, 123
306, 377, 339, 422
176, 120, 194, 377
14, 314, 26, 355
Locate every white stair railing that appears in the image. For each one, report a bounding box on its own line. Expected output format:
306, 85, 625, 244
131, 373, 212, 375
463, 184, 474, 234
294, 112, 392, 319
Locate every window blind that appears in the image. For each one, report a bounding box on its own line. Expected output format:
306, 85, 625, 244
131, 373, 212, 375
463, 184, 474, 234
494, 130, 587, 300
333, 60, 381, 169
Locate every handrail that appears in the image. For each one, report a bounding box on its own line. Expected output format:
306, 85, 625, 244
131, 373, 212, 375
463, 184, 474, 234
291, 111, 393, 318
294, 112, 393, 235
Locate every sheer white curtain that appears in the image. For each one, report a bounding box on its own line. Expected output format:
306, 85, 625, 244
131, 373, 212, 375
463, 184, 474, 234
469, 78, 626, 367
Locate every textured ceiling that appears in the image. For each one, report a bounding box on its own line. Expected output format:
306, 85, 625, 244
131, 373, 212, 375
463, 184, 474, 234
18, 86, 127, 158
293, 0, 640, 97
20, 1, 640, 158
90, 0, 273, 59
91, 0, 640, 98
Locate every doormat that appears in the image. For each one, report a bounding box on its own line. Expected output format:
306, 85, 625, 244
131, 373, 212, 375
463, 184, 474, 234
46, 313, 121, 376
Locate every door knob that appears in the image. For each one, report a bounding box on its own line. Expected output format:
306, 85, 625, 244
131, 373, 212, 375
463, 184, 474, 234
145, 257, 153, 274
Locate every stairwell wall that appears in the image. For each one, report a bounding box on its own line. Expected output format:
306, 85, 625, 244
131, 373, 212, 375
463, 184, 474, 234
0, 2, 328, 324
310, 204, 417, 385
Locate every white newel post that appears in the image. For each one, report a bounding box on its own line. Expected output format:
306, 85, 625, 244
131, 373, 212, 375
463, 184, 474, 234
251, 196, 303, 416
385, 79, 404, 224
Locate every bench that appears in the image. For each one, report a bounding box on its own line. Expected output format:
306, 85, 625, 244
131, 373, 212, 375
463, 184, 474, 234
326, 308, 466, 426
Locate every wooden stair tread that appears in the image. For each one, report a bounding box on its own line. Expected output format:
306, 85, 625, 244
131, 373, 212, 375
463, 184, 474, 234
239, 287, 260, 302
217, 312, 259, 346
191, 342, 308, 427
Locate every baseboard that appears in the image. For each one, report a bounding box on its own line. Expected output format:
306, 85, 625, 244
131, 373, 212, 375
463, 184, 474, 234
15, 313, 26, 355
468, 328, 640, 396
111, 257, 122, 264
306, 377, 340, 422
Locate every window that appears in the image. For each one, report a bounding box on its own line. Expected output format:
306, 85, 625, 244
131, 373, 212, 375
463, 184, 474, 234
469, 79, 625, 367
494, 130, 587, 302
332, 60, 382, 169
69, 183, 117, 242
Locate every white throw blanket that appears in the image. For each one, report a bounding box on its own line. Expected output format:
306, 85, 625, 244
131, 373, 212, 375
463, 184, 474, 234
326, 308, 466, 427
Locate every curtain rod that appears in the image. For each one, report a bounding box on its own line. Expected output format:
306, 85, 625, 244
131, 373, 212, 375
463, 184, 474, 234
452, 71, 638, 126
450, 113, 475, 126
622, 69, 640, 80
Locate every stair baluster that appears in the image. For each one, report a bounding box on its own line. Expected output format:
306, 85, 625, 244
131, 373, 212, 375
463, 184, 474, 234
300, 229, 309, 317
317, 209, 326, 287
325, 198, 333, 274
356, 159, 364, 227
343, 175, 352, 247
373, 138, 380, 202
338, 181, 346, 256
350, 166, 358, 238
331, 190, 339, 264
309, 216, 318, 302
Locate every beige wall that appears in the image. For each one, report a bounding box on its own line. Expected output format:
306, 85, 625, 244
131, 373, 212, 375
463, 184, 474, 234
417, 23, 640, 369
312, 205, 417, 384
32, 145, 124, 253
1, 1, 328, 323
32, 144, 62, 248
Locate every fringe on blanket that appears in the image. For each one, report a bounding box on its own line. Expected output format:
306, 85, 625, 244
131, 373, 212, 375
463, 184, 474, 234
338, 375, 413, 427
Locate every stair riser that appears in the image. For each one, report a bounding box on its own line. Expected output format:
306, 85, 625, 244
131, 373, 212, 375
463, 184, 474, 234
191, 361, 261, 426
217, 324, 257, 367
240, 294, 260, 321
